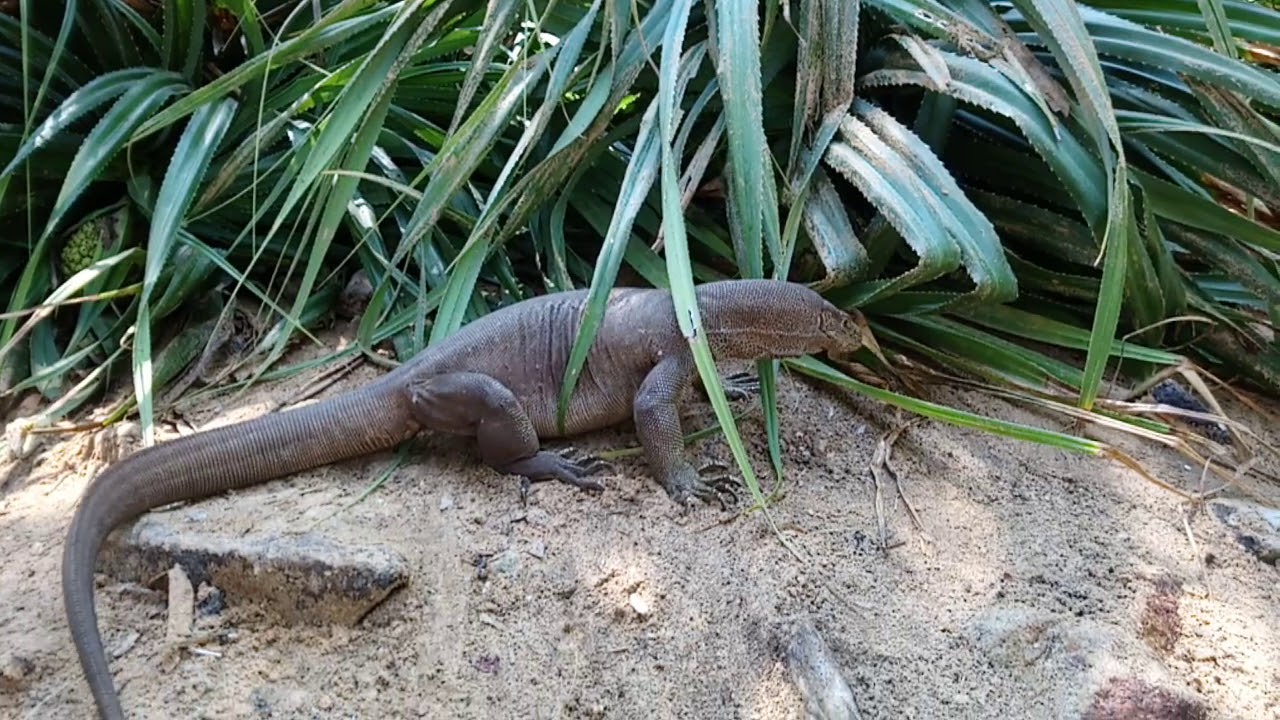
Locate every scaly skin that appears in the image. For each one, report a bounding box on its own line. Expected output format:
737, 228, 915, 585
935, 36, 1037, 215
62, 279, 861, 719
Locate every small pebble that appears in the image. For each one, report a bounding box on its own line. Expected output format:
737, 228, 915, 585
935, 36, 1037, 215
490, 550, 520, 578
197, 585, 227, 617
628, 592, 652, 617
525, 508, 552, 528
111, 630, 140, 659
474, 655, 500, 674
0, 653, 35, 692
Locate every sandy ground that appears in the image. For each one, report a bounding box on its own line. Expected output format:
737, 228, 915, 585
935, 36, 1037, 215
1, 327, 1278, 720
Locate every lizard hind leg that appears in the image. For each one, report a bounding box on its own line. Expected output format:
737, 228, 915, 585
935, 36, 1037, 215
405, 371, 605, 491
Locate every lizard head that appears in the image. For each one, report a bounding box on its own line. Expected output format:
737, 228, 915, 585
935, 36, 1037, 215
697, 280, 864, 360
815, 303, 864, 359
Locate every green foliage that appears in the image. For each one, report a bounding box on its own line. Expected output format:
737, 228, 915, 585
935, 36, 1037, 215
1, 0, 1278, 490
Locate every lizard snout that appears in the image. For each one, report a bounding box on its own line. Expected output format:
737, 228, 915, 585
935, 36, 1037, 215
820, 306, 864, 358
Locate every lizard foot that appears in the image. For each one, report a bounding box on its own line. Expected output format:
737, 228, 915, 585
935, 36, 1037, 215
509, 448, 609, 502
697, 372, 759, 402
551, 446, 612, 479
722, 371, 760, 401
696, 462, 741, 507
663, 463, 741, 511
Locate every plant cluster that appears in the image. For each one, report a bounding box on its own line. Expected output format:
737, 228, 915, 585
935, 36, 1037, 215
2, 0, 1277, 492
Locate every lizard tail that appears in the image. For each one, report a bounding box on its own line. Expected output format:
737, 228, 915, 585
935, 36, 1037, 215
62, 380, 416, 719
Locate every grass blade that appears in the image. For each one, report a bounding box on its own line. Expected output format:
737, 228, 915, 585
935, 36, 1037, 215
133, 97, 237, 443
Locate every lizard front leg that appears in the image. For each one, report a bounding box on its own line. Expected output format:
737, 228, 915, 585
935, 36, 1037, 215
634, 354, 739, 507
406, 372, 605, 490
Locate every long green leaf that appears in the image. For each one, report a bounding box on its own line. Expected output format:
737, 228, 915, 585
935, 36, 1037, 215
556, 97, 665, 432
716, 0, 769, 277
1008, 0, 1133, 409
854, 99, 1017, 306
447, 0, 520, 135
659, 0, 765, 506
861, 50, 1108, 229
1072, 4, 1280, 109
0, 66, 158, 181
787, 355, 1107, 453
1137, 169, 1280, 253
1, 70, 186, 348
133, 4, 401, 140
134, 98, 237, 443
1084, 0, 1280, 44
423, 52, 560, 342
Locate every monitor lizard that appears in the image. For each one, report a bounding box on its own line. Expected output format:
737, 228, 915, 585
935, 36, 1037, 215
62, 278, 862, 719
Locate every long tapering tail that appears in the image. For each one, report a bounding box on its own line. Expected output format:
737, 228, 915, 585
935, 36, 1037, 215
63, 381, 415, 719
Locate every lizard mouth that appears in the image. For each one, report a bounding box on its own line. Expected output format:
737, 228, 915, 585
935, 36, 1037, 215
827, 346, 861, 363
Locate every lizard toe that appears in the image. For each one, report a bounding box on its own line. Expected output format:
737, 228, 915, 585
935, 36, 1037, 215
696, 465, 741, 508
663, 465, 738, 511
689, 485, 728, 511
661, 466, 700, 507
694, 480, 737, 510
698, 462, 739, 485
573, 457, 613, 475
552, 447, 611, 476
722, 371, 761, 401
504, 451, 607, 492
570, 477, 607, 492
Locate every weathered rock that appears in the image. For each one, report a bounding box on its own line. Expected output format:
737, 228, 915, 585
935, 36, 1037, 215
627, 591, 652, 618
100, 516, 409, 626
1083, 676, 1208, 720
489, 549, 521, 578
1139, 575, 1183, 656
165, 565, 195, 641
770, 616, 862, 720
967, 606, 1207, 719
0, 653, 35, 693
337, 269, 374, 319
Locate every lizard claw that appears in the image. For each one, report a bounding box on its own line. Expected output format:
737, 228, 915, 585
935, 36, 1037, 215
553, 447, 612, 475
721, 371, 760, 401
695, 463, 740, 509
663, 463, 741, 511
697, 372, 760, 402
